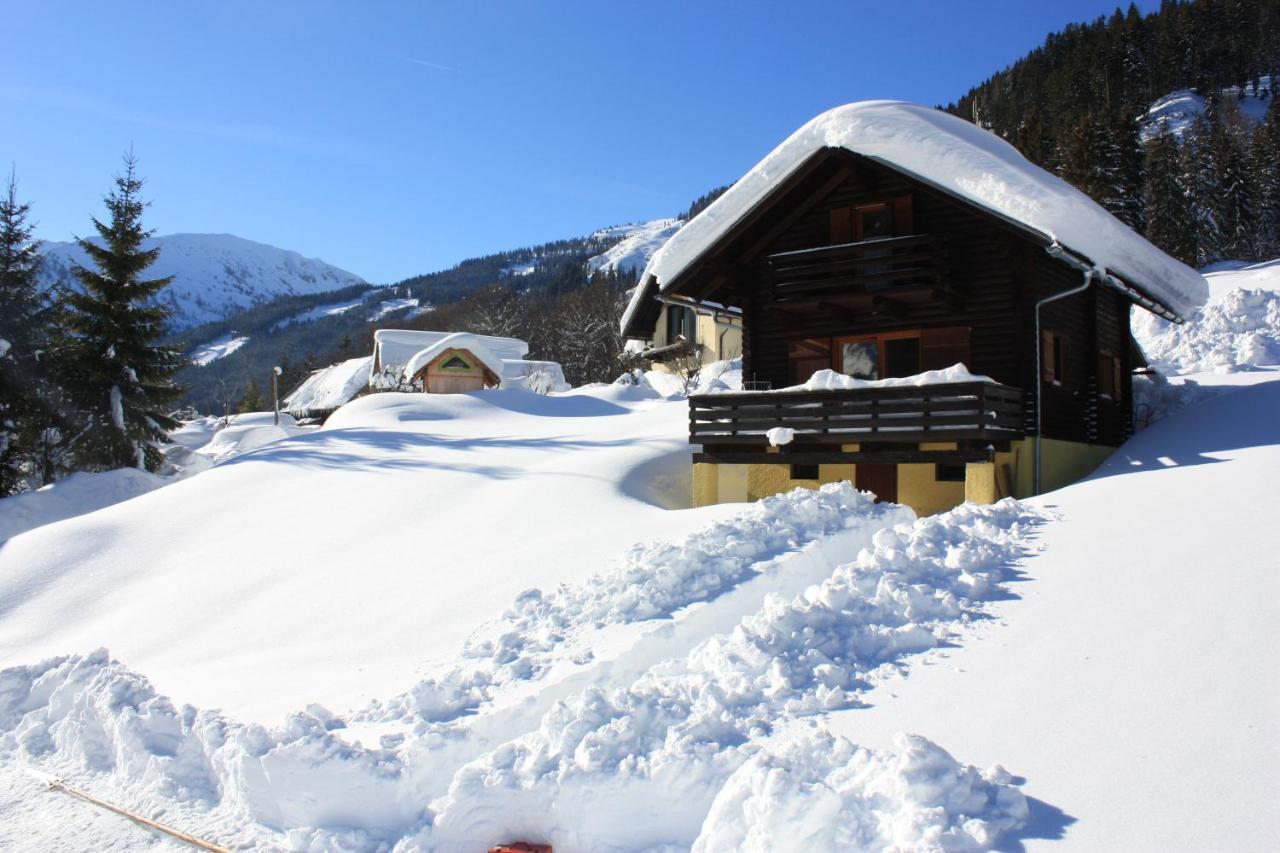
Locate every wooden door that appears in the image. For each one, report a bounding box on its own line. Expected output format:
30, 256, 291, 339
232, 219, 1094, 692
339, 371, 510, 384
856, 463, 898, 503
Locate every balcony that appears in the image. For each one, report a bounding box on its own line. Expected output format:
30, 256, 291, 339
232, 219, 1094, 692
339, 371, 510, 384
766, 234, 947, 304
689, 380, 1025, 465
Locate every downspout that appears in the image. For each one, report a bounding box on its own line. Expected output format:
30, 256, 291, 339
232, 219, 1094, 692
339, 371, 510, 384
1034, 247, 1094, 495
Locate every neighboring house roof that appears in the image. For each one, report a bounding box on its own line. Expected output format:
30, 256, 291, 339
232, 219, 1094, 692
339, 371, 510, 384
373, 328, 529, 372
622, 100, 1207, 336
283, 356, 372, 417
400, 332, 506, 383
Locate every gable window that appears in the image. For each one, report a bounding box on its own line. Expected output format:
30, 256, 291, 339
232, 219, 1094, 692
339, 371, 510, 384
665, 305, 697, 344
440, 354, 473, 370
857, 203, 894, 239
1041, 331, 1068, 385
829, 195, 914, 243
1097, 351, 1124, 401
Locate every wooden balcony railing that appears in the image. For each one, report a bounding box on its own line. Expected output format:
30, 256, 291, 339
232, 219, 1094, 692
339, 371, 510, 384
767, 234, 947, 303
689, 381, 1024, 463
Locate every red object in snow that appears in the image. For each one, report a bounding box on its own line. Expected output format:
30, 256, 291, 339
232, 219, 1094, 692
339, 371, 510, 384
488, 845, 551, 853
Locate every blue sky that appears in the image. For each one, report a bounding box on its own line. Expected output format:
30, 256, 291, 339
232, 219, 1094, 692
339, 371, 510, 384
3, 1, 1153, 283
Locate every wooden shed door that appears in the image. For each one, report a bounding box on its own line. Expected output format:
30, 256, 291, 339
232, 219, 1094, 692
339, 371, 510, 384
856, 464, 898, 503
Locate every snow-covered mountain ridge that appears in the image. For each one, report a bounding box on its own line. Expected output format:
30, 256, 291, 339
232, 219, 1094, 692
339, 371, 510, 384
39, 233, 367, 331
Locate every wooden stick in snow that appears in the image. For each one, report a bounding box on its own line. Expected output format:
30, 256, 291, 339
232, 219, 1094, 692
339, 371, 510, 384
22, 766, 230, 853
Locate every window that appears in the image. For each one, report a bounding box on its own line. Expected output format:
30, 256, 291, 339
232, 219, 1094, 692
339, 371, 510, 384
883, 337, 921, 379
1097, 352, 1124, 401
935, 463, 966, 482
841, 340, 879, 379
1041, 331, 1068, 385
857, 203, 894, 239
440, 354, 473, 370
665, 305, 697, 344
790, 463, 820, 480
829, 195, 914, 243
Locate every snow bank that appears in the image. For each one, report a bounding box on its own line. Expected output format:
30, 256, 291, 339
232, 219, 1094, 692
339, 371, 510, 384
195, 412, 302, 464
283, 356, 372, 417
500, 359, 570, 394
693, 728, 1027, 852
0, 469, 166, 542
370, 483, 913, 725
1134, 288, 1280, 374
418, 499, 1041, 851
632, 101, 1205, 326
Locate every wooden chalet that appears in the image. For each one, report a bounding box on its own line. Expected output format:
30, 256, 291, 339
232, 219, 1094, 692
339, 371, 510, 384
621, 102, 1205, 514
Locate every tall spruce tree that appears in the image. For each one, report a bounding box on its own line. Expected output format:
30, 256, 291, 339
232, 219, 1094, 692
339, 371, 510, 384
1143, 123, 1198, 264
0, 170, 48, 494
1252, 96, 1280, 258
63, 153, 184, 472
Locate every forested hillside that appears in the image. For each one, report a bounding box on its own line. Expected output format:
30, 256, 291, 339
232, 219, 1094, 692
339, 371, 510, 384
947, 0, 1280, 267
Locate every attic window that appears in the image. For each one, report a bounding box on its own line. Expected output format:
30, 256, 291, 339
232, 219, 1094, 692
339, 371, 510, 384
441, 354, 473, 370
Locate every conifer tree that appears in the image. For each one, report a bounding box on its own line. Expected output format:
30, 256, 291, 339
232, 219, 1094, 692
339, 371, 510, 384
63, 153, 184, 472
1143, 123, 1198, 265
1252, 97, 1280, 258
0, 170, 48, 494
1208, 100, 1255, 260
238, 378, 263, 413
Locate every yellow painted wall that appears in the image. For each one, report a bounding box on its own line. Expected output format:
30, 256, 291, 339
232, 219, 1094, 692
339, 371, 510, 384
651, 305, 743, 369
996, 437, 1116, 499
692, 436, 1118, 512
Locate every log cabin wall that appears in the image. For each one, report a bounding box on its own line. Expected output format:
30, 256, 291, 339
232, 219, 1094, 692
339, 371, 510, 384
1025, 249, 1133, 446
735, 156, 1023, 393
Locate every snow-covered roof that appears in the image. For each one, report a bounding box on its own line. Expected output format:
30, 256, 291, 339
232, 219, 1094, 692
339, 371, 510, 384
400, 332, 506, 383
283, 356, 372, 416
624, 101, 1207, 332
373, 328, 528, 372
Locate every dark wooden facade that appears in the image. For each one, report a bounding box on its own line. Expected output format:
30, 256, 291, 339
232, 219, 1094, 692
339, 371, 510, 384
648, 148, 1139, 452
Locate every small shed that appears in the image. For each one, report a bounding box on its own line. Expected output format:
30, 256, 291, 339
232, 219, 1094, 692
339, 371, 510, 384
401, 333, 505, 394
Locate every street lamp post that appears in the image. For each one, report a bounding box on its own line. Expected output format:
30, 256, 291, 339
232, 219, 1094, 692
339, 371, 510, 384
272, 365, 283, 426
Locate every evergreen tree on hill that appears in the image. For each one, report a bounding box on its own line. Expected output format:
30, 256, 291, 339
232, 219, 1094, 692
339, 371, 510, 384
1143, 122, 1197, 265
63, 153, 184, 472
238, 377, 263, 413
1251, 97, 1280, 257
0, 171, 49, 494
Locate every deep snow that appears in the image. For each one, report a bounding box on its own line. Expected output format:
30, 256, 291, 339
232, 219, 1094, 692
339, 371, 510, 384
2, 262, 1277, 850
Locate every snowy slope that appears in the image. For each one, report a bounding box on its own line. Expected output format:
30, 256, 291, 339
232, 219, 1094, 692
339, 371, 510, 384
188, 332, 249, 366
588, 218, 684, 276
816, 369, 1280, 852
0, 386, 741, 724
2, 262, 1276, 849
39, 233, 367, 330
1140, 76, 1273, 142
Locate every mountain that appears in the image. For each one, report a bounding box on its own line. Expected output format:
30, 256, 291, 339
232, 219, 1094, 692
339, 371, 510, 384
587, 219, 685, 277
39, 233, 367, 330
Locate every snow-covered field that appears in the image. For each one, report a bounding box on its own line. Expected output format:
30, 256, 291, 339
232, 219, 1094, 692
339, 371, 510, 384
1140, 76, 1273, 141
188, 332, 250, 366
1, 264, 1277, 850
588, 219, 685, 277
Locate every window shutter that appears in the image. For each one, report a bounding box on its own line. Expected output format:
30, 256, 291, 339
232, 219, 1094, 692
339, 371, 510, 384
892, 195, 914, 235
829, 207, 853, 244
1113, 356, 1124, 402
1041, 330, 1055, 381
921, 326, 971, 371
